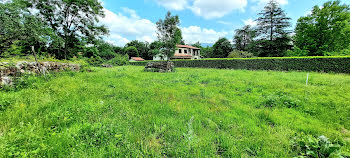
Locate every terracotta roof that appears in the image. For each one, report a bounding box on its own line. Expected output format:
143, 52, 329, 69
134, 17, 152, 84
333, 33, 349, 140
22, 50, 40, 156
130, 57, 145, 61
177, 45, 201, 50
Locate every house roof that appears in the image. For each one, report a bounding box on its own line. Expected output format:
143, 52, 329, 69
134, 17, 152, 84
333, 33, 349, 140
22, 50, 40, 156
130, 57, 145, 61
177, 45, 201, 50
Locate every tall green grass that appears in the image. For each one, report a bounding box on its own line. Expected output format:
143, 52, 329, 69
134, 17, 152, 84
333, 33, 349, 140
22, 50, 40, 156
0, 66, 349, 157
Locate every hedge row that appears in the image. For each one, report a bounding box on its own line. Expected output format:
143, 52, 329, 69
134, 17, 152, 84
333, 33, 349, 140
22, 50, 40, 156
130, 56, 350, 73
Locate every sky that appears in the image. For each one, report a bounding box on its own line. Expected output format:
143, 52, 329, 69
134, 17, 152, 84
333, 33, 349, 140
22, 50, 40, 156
99, 0, 346, 46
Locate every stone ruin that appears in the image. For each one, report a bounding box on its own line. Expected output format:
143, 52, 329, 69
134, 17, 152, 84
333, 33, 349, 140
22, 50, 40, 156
145, 62, 175, 72
0, 61, 81, 86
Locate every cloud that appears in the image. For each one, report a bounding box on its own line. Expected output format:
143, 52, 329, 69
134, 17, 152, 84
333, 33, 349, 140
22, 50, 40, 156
100, 8, 157, 46
155, 0, 188, 10
100, 7, 230, 46
243, 18, 257, 26
155, 0, 248, 19
181, 26, 228, 44
190, 0, 247, 19
217, 21, 232, 26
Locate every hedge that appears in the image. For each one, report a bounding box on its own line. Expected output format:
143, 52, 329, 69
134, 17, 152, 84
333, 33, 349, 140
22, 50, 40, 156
130, 56, 350, 73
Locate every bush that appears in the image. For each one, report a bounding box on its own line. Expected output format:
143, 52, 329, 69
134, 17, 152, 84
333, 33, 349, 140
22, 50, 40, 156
130, 56, 350, 73
124, 46, 139, 58
105, 54, 129, 66
227, 50, 255, 58
286, 47, 309, 57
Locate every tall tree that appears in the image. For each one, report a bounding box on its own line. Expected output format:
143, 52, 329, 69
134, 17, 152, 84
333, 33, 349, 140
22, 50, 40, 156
294, 0, 350, 56
27, 0, 108, 59
233, 25, 256, 52
156, 11, 180, 61
256, 0, 292, 57
211, 38, 233, 58
0, 0, 53, 56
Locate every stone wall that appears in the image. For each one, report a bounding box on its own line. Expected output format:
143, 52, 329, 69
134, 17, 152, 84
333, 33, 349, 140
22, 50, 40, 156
0, 61, 81, 86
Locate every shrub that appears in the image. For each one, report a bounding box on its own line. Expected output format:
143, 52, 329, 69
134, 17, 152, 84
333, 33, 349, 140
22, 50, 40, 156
105, 54, 129, 66
286, 47, 309, 57
124, 46, 139, 58
291, 134, 345, 157
130, 56, 350, 73
227, 50, 255, 58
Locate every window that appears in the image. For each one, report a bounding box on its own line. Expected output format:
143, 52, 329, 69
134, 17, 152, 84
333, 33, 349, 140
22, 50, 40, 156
184, 50, 187, 54
179, 49, 182, 53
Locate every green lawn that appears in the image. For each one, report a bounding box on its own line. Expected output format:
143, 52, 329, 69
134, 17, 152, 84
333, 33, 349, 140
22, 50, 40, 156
1, 66, 349, 157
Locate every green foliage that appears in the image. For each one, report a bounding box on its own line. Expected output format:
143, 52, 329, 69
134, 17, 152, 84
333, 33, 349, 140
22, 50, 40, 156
1, 41, 25, 57
227, 50, 255, 58
286, 47, 309, 57
156, 11, 180, 61
294, 0, 350, 56
27, 0, 108, 59
201, 46, 213, 58
292, 134, 345, 157
86, 56, 104, 66
131, 56, 350, 73
211, 38, 233, 58
233, 25, 257, 52
261, 92, 300, 108
105, 54, 129, 66
0, 66, 349, 157
174, 28, 185, 45
256, 0, 292, 57
0, 0, 54, 56
125, 40, 151, 60
124, 46, 139, 58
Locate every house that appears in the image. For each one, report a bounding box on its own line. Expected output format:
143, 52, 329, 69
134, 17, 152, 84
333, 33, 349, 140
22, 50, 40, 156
130, 57, 145, 62
153, 45, 201, 61
175, 45, 201, 60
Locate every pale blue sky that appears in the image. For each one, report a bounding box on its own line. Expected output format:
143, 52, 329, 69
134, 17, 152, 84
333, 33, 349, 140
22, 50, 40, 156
99, 0, 347, 46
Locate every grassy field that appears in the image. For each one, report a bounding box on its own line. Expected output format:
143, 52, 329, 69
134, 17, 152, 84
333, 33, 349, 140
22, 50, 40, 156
0, 66, 349, 157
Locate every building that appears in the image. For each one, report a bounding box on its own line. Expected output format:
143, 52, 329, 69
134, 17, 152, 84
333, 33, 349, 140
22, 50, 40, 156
175, 45, 201, 60
153, 45, 201, 61
130, 57, 145, 62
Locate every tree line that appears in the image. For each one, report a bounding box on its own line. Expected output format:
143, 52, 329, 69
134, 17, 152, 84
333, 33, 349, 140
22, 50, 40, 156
0, 0, 349, 62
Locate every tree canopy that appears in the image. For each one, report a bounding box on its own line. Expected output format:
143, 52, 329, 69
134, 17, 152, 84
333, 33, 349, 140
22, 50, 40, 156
294, 0, 350, 56
27, 0, 108, 59
256, 0, 292, 57
211, 38, 233, 58
156, 11, 180, 61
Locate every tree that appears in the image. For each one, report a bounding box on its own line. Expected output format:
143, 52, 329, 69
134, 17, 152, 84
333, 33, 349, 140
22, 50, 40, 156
174, 28, 185, 45
192, 42, 202, 49
294, 0, 350, 56
0, 0, 54, 56
125, 40, 151, 60
211, 38, 233, 58
201, 46, 213, 58
156, 11, 180, 61
233, 25, 256, 52
27, 0, 108, 59
124, 46, 139, 58
256, 0, 292, 57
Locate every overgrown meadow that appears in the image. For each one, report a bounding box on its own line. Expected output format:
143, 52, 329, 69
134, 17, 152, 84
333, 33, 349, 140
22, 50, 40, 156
0, 66, 349, 157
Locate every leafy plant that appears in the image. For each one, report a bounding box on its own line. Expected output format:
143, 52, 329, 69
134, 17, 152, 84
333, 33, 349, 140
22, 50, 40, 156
291, 134, 344, 158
